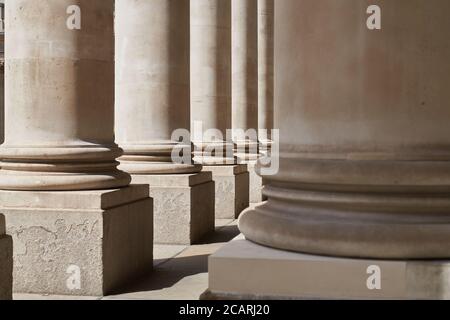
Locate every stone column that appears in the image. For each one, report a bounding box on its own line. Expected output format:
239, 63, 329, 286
257, 0, 273, 154
115, 0, 214, 244
191, 0, 249, 219
0, 0, 153, 296
208, 0, 450, 299
0, 214, 12, 300
232, 0, 262, 203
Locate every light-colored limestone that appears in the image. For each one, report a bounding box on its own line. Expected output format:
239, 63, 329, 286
132, 172, 215, 245
257, 0, 274, 148
190, 0, 234, 164
0, 0, 130, 191
115, 1, 215, 246
207, 237, 450, 300
248, 162, 265, 204
232, 0, 259, 160
239, 0, 450, 259
204, 165, 249, 219
115, 0, 199, 174
0, 214, 12, 300
231, 0, 260, 204
103, 221, 239, 300
1, 186, 153, 296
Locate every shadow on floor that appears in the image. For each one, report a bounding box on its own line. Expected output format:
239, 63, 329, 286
198, 225, 241, 245
110, 224, 240, 296
113, 254, 210, 295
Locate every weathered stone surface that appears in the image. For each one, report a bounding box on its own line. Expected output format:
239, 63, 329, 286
0, 214, 12, 300
132, 172, 215, 245
1, 185, 153, 296
207, 237, 450, 300
204, 165, 249, 219
247, 162, 265, 204
232, 0, 259, 156
0, 0, 130, 191
257, 0, 274, 143
116, 0, 201, 175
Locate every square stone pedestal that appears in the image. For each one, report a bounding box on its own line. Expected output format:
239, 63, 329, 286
204, 236, 450, 300
132, 172, 215, 245
204, 165, 249, 219
0, 215, 13, 300
247, 162, 266, 204
0, 185, 153, 296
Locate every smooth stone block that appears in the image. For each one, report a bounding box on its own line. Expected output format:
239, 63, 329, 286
132, 172, 215, 245
205, 237, 450, 300
204, 165, 249, 219
0, 214, 13, 300
0, 185, 153, 296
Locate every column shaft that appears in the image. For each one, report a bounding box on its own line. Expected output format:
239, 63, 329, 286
257, 0, 274, 150
115, 0, 199, 174
0, 0, 129, 191
232, 0, 259, 160
190, 0, 234, 165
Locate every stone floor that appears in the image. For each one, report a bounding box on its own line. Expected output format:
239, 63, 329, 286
14, 219, 240, 300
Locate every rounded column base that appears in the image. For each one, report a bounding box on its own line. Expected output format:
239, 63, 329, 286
193, 141, 237, 166
239, 157, 450, 259
119, 142, 202, 174
0, 145, 131, 191
235, 140, 260, 162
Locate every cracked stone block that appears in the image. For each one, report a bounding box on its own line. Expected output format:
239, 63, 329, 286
0, 214, 13, 300
204, 165, 249, 219
132, 172, 215, 245
0, 185, 153, 296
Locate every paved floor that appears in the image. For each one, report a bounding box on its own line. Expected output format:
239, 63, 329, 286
14, 219, 240, 300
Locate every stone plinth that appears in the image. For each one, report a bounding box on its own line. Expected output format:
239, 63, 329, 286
0, 185, 153, 296
132, 172, 215, 245
247, 161, 266, 204
205, 236, 450, 300
0, 214, 12, 300
204, 165, 249, 219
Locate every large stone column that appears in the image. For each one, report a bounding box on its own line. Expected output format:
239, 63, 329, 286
207, 0, 450, 299
115, 0, 214, 244
191, 0, 249, 219
232, 0, 262, 203
0, 0, 153, 296
0, 214, 12, 300
257, 0, 273, 154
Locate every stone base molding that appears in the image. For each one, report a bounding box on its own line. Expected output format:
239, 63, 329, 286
240, 157, 450, 259
205, 236, 450, 300
1, 186, 153, 296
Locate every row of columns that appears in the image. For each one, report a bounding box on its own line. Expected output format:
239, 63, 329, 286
206, 0, 450, 300
0, 0, 274, 296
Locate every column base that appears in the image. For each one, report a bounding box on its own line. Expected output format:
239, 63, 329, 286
132, 172, 215, 245
204, 165, 249, 219
247, 161, 266, 204
0, 185, 153, 296
0, 215, 13, 300
205, 236, 450, 300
